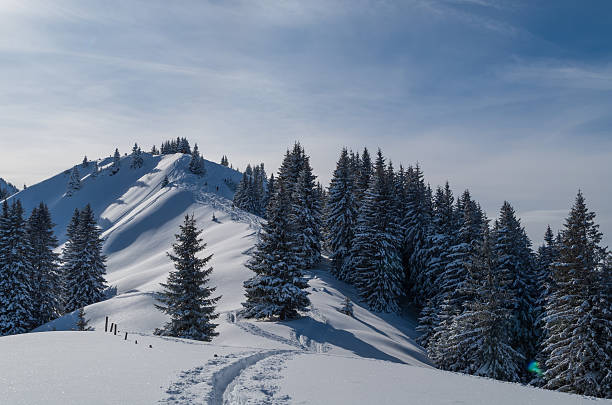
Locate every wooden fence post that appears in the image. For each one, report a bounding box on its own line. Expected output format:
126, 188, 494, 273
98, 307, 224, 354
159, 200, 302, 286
105, 317, 109, 332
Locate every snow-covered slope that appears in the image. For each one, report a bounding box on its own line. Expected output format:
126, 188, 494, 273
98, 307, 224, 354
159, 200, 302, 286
1, 153, 599, 404
0, 177, 18, 197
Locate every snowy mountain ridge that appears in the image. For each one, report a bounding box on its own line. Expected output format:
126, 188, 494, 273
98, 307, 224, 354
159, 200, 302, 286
0, 152, 604, 404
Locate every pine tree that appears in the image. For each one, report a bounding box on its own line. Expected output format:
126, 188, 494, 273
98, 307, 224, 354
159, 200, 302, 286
542, 191, 611, 398
325, 148, 358, 279
178, 137, 191, 154
221, 155, 229, 166
62, 205, 108, 312
27, 203, 62, 326
66, 166, 81, 197
110, 148, 121, 175
290, 156, 322, 270
151, 145, 159, 155
82, 156, 89, 167
155, 215, 220, 341
349, 150, 403, 312
76, 307, 93, 331
417, 183, 457, 345
188, 144, 205, 176
446, 225, 523, 382
354, 147, 372, 205
130, 143, 143, 169
91, 160, 99, 178
402, 164, 432, 305
494, 201, 538, 380
0, 200, 36, 335
428, 190, 484, 368
242, 179, 310, 320
340, 296, 354, 316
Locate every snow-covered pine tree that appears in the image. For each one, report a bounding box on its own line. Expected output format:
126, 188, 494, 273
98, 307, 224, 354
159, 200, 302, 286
494, 201, 538, 380
325, 148, 358, 279
76, 307, 93, 331
542, 191, 611, 398
110, 148, 121, 175
349, 150, 403, 312
220, 155, 229, 166
66, 166, 81, 197
188, 144, 205, 176
82, 156, 89, 167
27, 203, 62, 326
427, 190, 484, 369
531, 225, 560, 386
155, 215, 220, 341
242, 179, 310, 320
130, 143, 143, 169
178, 137, 191, 154
446, 224, 523, 382
402, 164, 432, 305
62, 205, 108, 312
252, 164, 267, 216
290, 155, 322, 270
354, 147, 372, 205
417, 182, 457, 346
0, 200, 36, 335
151, 145, 159, 155
340, 296, 354, 316
91, 160, 99, 178
233, 171, 249, 210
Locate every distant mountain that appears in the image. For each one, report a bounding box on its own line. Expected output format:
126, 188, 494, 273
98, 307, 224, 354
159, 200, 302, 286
0, 177, 18, 200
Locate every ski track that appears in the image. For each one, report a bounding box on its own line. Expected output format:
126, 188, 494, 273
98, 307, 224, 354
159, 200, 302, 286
159, 350, 293, 405
227, 311, 330, 353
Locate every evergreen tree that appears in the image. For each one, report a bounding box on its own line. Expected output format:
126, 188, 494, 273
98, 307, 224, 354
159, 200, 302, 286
91, 160, 99, 178
130, 143, 143, 169
27, 203, 62, 326
242, 179, 310, 320
178, 137, 191, 154
82, 156, 89, 167
110, 148, 121, 175
326, 148, 358, 279
349, 150, 403, 312
0, 200, 36, 335
446, 225, 523, 382
542, 191, 611, 398
155, 215, 220, 341
76, 307, 93, 331
290, 155, 322, 269
340, 296, 354, 316
427, 190, 484, 368
354, 147, 372, 205
66, 166, 81, 197
188, 144, 205, 176
221, 155, 229, 166
62, 205, 107, 312
151, 145, 159, 155
494, 201, 538, 380
402, 164, 432, 305
417, 183, 457, 345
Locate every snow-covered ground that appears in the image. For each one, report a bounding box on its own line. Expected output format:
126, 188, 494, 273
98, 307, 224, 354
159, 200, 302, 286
0, 153, 603, 404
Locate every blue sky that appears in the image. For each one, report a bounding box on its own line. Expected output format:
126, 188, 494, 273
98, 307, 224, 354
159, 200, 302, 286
0, 0, 610, 245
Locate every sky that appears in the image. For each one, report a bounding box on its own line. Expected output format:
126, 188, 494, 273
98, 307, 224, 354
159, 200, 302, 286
0, 0, 610, 246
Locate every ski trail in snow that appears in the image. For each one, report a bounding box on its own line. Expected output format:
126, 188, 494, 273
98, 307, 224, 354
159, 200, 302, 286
222, 351, 296, 405
159, 350, 294, 405
159, 351, 256, 404
227, 311, 330, 353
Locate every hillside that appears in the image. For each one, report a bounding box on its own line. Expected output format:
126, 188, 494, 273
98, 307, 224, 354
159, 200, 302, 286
0, 153, 601, 404
0, 177, 18, 199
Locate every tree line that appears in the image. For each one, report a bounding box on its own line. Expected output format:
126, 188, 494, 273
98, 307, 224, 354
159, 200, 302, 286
225, 143, 610, 398
0, 201, 107, 335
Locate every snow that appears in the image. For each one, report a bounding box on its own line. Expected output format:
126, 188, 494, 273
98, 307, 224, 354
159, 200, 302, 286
0, 153, 602, 404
